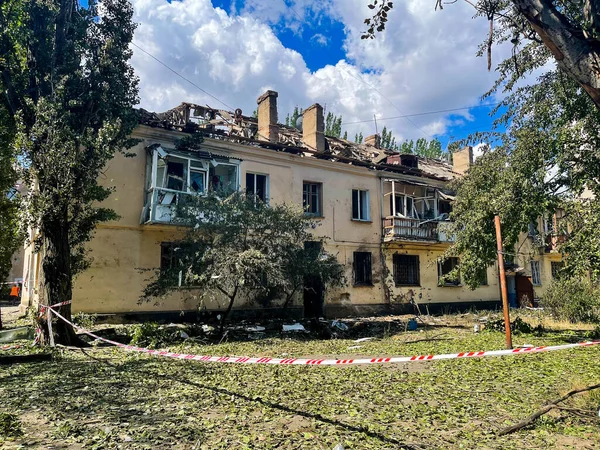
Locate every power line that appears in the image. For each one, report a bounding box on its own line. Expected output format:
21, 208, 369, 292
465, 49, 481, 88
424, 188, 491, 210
131, 42, 235, 111
342, 103, 500, 125
285, 3, 432, 139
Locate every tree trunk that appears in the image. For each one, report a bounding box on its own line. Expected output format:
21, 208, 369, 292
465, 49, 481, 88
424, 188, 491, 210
511, 0, 600, 109
41, 213, 81, 346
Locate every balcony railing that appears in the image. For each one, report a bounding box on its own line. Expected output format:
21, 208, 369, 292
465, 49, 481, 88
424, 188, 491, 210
146, 187, 191, 224
383, 217, 455, 242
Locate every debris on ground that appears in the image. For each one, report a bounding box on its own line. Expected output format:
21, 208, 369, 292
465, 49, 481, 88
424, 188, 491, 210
283, 323, 306, 332
331, 320, 349, 331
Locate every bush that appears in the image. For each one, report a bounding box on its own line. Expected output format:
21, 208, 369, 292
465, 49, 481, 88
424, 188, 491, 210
541, 278, 600, 323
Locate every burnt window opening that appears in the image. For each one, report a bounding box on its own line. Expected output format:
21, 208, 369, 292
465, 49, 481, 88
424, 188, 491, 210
438, 257, 460, 286
303, 182, 322, 216
393, 254, 420, 286
353, 252, 373, 286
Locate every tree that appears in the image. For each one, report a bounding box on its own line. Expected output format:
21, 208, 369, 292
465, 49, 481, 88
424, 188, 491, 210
325, 111, 343, 137
285, 106, 302, 128
364, 1, 600, 111
398, 138, 445, 159
355, 132, 364, 143
0, 0, 139, 344
343, 131, 348, 140
380, 126, 398, 150
0, 105, 23, 284
143, 188, 345, 334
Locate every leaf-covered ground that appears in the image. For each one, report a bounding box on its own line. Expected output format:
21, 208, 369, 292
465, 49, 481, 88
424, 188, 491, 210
1, 313, 599, 449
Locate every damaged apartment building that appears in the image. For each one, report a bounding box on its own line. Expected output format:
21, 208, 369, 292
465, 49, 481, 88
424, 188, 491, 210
20, 90, 512, 318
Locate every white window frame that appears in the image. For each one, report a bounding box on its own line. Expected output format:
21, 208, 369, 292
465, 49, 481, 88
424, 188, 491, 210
246, 172, 269, 203
352, 189, 370, 221
531, 260, 541, 286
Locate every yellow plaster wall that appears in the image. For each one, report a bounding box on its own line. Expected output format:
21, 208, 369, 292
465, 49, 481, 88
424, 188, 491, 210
382, 244, 500, 307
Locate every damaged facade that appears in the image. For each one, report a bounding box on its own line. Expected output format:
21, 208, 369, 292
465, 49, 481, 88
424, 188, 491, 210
20, 90, 521, 317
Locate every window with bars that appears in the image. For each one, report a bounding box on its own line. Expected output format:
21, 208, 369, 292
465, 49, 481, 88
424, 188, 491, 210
393, 255, 420, 286
352, 189, 370, 221
353, 252, 373, 286
438, 257, 460, 286
531, 261, 541, 286
551, 261, 564, 279
303, 182, 322, 216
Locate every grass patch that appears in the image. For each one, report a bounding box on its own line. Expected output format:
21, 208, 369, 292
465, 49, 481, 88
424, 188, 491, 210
0, 313, 599, 449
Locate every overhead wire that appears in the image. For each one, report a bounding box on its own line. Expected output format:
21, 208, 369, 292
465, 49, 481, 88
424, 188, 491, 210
131, 42, 235, 111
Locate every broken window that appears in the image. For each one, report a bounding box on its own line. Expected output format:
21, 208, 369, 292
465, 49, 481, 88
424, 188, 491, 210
531, 261, 541, 286
390, 194, 416, 218
209, 163, 238, 193
353, 252, 372, 286
438, 257, 460, 286
303, 182, 322, 216
438, 199, 452, 215
393, 255, 420, 286
352, 189, 370, 221
246, 173, 268, 202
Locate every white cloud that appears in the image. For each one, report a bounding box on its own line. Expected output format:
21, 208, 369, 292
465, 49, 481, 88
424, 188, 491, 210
310, 33, 329, 46
130, 0, 516, 144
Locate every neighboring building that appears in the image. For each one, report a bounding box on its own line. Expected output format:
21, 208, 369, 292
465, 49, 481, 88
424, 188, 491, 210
20, 90, 503, 318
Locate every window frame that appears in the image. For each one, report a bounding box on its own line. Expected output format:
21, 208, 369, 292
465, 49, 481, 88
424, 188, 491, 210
303, 181, 323, 216
246, 172, 269, 203
353, 251, 373, 286
393, 254, 420, 286
531, 260, 542, 286
438, 257, 461, 286
352, 189, 370, 221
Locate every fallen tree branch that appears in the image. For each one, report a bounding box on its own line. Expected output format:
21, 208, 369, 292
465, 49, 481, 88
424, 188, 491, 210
498, 382, 600, 435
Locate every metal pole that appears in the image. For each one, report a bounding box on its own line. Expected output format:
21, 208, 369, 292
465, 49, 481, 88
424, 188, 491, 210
494, 215, 512, 349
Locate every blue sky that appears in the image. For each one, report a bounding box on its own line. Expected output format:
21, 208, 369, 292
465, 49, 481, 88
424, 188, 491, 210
128, 0, 511, 153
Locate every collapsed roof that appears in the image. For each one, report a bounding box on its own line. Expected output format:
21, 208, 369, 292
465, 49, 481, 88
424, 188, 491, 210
138, 102, 459, 182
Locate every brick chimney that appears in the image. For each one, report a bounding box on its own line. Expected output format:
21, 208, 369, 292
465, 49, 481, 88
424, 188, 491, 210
303, 103, 325, 152
364, 134, 380, 149
452, 145, 473, 175
256, 90, 278, 143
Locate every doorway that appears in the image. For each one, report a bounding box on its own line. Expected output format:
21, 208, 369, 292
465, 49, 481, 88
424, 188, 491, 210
303, 241, 325, 318
516, 274, 534, 307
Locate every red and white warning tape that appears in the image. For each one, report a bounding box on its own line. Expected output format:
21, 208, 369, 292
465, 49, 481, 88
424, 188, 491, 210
1, 344, 23, 351
33, 300, 73, 346
48, 307, 600, 366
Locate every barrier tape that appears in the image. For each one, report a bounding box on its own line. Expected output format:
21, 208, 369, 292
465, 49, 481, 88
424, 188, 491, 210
33, 301, 73, 346
48, 307, 600, 366
1, 344, 23, 351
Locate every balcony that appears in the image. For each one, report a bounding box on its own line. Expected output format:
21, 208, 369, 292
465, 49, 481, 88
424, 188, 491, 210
383, 217, 455, 243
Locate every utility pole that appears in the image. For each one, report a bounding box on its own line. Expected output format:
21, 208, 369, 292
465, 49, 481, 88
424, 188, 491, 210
494, 215, 513, 349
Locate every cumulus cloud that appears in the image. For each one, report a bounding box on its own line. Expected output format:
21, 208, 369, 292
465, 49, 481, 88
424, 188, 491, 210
130, 0, 513, 144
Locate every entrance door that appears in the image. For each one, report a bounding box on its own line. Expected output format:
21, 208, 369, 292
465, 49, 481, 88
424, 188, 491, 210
516, 275, 534, 308
304, 275, 324, 318
303, 241, 324, 318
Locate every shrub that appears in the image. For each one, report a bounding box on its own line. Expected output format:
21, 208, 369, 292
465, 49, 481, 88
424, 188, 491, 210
541, 278, 600, 323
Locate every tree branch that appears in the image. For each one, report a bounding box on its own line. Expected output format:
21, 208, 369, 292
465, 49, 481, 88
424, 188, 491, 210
498, 382, 600, 435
